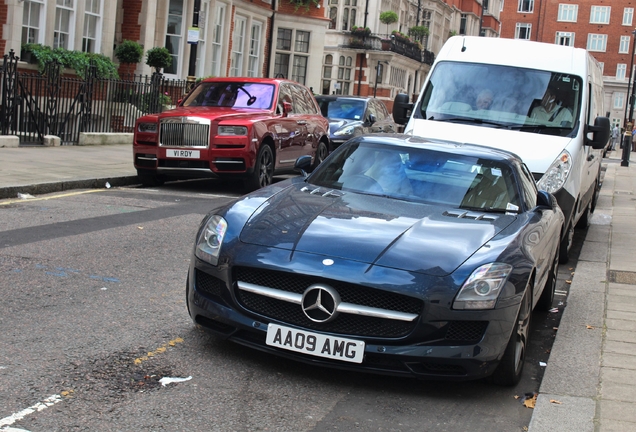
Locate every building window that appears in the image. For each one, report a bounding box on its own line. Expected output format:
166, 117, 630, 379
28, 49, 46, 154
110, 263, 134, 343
336, 55, 352, 95
517, 0, 534, 13
590, 6, 610, 24
620, 36, 631, 54
230, 16, 246, 76
82, 0, 102, 53
556, 32, 574, 46
587, 34, 607, 52
295, 31, 310, 53
515, 23, 531, 40
275, 28, 310, 83
342, 0, 357, 31
557, 4, 578, 22
617, 64, 627, 80
459, 14, 467, 35
624, 8, 634, 26
164, 0, 184, 76
322, 54, 333, 95
22, 0, 45, 45
614, 92, 625, 109
247, 22, 263, 77
54, 0, 75, 50
329, 7, 337, 29
292, 56, 308, 85
211, 3, 226, 77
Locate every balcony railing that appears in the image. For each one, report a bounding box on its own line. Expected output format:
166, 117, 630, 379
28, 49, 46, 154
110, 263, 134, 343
342, 34, 435, 65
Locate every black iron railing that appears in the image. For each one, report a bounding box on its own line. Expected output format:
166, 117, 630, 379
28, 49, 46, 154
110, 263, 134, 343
0, 50, 189, 145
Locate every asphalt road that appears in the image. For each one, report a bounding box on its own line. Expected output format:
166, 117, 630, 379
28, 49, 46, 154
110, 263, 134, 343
0, 177, 583, 432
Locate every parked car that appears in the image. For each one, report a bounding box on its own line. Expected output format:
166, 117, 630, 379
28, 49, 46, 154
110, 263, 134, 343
133, 78, 330, 191
186, 133, 564, 385
315, 95, 397, 151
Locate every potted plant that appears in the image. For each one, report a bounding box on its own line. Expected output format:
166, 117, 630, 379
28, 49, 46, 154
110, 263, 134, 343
379, 11, 398, 35
145, 47, 172, 74
115, 40, 144, 75
408, 25, 429, 43
19, 44, 118, 79
351, 26, 371, 37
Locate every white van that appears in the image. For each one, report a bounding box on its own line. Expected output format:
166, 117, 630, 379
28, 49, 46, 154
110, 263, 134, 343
393, 36, 610, 263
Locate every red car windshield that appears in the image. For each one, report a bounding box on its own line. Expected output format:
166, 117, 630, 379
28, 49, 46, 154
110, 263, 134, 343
182, 82, 275, 109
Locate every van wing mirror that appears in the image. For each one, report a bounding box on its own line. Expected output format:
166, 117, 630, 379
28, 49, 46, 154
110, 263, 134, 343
393, 93, 413, 125
586, 116, 610, 150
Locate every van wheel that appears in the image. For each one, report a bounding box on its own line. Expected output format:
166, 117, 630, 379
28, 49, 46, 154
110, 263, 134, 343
537, 241, 560, 311
491, 287, 532, 386
245, 144, 274, 191
559, 222, 574, 264
576, 201, 591, 229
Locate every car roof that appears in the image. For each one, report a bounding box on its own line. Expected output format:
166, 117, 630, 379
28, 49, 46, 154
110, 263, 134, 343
315, 95, 375, 101
199, 77, 298, 86
351, 134, 522, 164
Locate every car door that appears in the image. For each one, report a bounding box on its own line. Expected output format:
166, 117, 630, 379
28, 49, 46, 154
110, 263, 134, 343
273, 84, 306, 168
288, 84, 314, 159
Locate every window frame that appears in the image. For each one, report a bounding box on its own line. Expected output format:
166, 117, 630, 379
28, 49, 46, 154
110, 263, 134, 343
82, 0, 103, 53
515, 23, 532, 40
230, 15, 246, 76
556, 31, 574, 46
616, 63, 627, 80
247, 21, 263, 77
619, 36, 631, 54
587, 34, 608, 52
517, 0, 534, 13
211, 2, 226, 78
557, 4, 578, 22
163, 0, 185, 78
22, 0, 46, 46
624, 8, 634, 26
54, 0, 75, 50
590, 6, 611, 24
614, 92, 625, 109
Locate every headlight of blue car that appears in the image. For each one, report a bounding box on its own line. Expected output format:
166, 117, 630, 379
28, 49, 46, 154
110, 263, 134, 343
333, 125, 356, 137
453, 263, 513, 310
195, 215, 228, 266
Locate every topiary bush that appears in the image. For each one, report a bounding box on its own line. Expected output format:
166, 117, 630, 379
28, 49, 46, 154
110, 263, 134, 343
145, 47, 172, 73
115, 40, 144, 65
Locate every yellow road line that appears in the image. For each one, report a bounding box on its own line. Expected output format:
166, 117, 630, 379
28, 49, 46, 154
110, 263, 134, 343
134, 337, 185, 365
0, 189, 107, 206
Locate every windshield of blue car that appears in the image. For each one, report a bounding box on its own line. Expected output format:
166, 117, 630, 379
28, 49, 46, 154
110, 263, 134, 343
309, 141, 521, 212
182, 82, 275, 109
320, 100, 366, 120
417, 62, 582, 137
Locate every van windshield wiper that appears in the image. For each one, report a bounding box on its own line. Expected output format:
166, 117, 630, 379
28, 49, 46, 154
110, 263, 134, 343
433, 117, 511, 129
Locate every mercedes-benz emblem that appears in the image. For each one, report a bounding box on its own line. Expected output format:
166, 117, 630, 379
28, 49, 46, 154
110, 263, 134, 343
301, 284, 341, 323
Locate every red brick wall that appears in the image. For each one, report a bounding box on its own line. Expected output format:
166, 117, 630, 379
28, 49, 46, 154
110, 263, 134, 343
500, 0, 634, 76
121, 0, 143, 43
0, 2, 8, 56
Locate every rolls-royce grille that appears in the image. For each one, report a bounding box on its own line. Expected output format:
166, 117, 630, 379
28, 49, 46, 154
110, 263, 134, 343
233, 267, 423, 338
160, 122, 210, 148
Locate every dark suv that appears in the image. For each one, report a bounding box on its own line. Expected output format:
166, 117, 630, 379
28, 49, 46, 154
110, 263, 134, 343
315, 96, 397, 151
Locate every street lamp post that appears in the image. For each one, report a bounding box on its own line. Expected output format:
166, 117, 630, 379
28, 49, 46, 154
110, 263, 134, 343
622, 29, 636, 167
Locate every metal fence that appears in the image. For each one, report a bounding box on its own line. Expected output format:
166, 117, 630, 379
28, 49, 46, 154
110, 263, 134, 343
0, 50, 189, 145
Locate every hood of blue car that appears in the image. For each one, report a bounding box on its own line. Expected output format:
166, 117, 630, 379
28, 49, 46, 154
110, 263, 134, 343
238, 184, 516, 276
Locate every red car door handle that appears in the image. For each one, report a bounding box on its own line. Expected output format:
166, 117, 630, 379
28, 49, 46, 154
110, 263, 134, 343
296, 120, 307, 125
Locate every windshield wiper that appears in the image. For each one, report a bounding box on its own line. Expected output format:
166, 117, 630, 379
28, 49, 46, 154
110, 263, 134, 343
433, 117, 511, 129
458, 206, 508, 213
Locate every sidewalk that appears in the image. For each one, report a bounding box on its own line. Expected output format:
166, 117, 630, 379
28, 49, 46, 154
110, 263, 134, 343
0, 143, 138, 200
529, 149, 636, 432
1, 144, 636, 430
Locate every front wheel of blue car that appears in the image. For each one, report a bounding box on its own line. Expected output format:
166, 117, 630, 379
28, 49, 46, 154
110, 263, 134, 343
491, 287, 532, 386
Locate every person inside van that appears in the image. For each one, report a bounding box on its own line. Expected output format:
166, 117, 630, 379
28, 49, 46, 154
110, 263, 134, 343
475, 89, 494, 110
530, 87, 573, 125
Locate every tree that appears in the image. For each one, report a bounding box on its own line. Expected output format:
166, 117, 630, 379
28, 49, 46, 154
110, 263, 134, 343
145, 47, 172, 74
115, 40, 144, 75
408, 26, 429, 44
379, 11, 398, 36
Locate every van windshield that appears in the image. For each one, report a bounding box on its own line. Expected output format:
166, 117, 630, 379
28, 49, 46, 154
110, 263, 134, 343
417, 61, 582, 137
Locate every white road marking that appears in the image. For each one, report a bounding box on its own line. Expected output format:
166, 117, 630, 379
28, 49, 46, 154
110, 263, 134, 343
0, 395, 62, 429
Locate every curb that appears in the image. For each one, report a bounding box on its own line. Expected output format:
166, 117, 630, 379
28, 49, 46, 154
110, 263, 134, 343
0, 175, 141, 200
